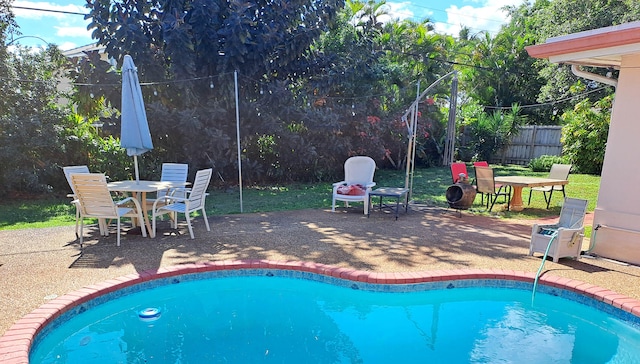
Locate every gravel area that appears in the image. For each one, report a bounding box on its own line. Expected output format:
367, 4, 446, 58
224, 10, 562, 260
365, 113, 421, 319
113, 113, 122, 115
2, 205, 640, 336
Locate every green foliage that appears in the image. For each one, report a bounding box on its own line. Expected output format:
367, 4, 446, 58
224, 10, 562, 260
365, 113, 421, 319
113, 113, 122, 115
528, 155, 570, 172
459, 102, 527, 162
71, 0, 455, 189
0, 166, 601, 230
0, 45, 76, 196
561, 95, 612, 175
530, 0, 640, 111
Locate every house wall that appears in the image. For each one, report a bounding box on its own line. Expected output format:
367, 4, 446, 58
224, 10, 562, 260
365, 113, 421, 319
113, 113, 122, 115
591, 53, 640, 265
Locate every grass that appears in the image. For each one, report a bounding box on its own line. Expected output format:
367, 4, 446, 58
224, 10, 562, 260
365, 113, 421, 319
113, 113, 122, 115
0, 165, 600, 231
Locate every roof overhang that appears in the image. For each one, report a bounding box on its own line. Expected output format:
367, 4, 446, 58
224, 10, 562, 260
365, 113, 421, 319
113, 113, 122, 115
526, 21, 640, 69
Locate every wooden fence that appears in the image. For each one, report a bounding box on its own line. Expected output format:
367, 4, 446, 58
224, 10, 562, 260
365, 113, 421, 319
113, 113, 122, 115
458, 125, 563, 165
499, 125, 563, 165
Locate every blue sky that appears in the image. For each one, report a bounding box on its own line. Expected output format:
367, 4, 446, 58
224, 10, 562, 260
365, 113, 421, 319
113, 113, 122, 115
9, 0, 522, 51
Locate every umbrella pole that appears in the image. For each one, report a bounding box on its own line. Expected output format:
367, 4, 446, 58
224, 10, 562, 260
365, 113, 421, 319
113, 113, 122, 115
134, 155, 140, 183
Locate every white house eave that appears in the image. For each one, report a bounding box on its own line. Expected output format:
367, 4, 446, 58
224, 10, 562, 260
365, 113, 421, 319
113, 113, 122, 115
547, 43, 640, 69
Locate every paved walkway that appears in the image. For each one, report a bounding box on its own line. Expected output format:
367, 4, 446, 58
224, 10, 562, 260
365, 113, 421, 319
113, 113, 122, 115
0, 205, 637, 336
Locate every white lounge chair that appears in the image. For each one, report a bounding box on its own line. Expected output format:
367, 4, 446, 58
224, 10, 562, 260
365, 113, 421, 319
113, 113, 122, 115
71, 173, 147, 247
530, 197, 588, 262
152, 168, 212, 239
331, 156, 376, 215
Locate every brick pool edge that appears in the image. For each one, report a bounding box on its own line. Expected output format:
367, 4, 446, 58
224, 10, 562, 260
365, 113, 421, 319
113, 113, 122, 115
2, 259, 640, 363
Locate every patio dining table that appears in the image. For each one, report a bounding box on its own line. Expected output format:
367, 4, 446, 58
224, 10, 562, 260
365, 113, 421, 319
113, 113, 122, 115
107, 180, 188, 238
493, 176, 568, 211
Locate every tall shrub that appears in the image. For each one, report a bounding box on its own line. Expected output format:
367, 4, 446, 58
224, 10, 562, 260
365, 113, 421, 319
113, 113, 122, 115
460, 102, 526, 162
561, 95, 612, 175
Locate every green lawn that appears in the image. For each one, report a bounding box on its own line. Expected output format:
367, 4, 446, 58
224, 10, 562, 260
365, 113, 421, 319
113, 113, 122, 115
0, 165, 600, 231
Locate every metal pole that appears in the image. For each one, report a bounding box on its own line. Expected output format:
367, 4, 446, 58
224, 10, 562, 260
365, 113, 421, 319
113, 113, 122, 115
134, 155, 140, 183
234, 70, 243, 213
405, 81, 420, 193
444, 73, 458, 166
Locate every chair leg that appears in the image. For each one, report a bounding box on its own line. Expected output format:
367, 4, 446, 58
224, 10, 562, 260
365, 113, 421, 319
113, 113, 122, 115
546, 189, 553, 209
488, 194, 497, 212
185, 213, 194, 239
152, 210, 158, 238
79, 218, 84, 250
116, 218, 121, 247
201, 207, 211, 232
528, 189, 533, 205
74, 205, 80, 239
363, 196, 369, 215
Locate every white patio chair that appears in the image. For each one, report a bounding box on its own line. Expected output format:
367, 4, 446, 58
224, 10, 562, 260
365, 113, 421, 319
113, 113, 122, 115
530, 197, 588, 262
71, 173, 147, 247
152, 168, 212, 239
331, 156, 376, 215
528, 164, 572, 209
63, 165, 107, 237
146, 163, 189, 210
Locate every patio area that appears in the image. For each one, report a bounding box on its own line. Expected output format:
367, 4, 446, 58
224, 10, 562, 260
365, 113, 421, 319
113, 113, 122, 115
1, 204, 640, 337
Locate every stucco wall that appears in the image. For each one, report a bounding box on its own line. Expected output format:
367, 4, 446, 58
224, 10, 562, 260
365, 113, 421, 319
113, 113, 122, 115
592, 53, 640, 264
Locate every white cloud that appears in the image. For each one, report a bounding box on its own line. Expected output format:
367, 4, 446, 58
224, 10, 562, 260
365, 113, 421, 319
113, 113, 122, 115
434, 2, 515, 36
55, 25, 90, 38
378, 2, 417, 23
385, 0, 525, 36
57, 41, 81, 51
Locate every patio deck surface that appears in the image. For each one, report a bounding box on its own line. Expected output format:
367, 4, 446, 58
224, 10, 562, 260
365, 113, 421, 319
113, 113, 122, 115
1, 204, 639, 339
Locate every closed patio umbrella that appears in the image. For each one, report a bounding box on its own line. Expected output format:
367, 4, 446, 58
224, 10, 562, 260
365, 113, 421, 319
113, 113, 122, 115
120, 55, 153, 182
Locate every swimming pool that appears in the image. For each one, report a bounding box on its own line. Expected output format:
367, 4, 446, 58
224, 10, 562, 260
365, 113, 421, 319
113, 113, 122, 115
4, 261, 640, 363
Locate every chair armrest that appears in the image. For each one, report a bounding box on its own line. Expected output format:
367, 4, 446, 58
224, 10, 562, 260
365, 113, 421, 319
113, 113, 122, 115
115, 197, 145, 214
115, 197, 137, 207
332, 181, 347, 187
364, 182, 376, 188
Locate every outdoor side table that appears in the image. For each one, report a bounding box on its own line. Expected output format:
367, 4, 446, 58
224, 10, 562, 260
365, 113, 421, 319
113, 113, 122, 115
368, 187, 409, 220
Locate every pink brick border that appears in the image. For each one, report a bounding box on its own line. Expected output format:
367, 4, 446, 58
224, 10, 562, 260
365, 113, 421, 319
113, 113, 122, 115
2, 260, 640, 363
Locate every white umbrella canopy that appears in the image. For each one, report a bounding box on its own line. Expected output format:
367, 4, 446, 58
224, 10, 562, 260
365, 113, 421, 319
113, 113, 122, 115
120, 55, 153, 182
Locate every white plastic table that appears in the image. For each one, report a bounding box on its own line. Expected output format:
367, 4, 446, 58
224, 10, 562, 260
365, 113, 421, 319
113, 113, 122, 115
107, 180, 188, 237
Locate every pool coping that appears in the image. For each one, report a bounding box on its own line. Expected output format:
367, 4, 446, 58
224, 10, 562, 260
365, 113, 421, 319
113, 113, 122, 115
3, 259, 640, 363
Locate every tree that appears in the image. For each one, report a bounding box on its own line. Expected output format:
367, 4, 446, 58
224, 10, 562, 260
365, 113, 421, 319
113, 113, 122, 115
0, 43, 76, 196
79, 0, 348, 184
530, 0, 640, 109
561, 96, 611, 175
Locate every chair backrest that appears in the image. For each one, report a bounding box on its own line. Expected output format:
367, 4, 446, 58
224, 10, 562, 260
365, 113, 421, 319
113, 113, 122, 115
558, 198, 588, 228
187, 168, 213, 210
473, 161, 489, 167
63, 165, 90, 195
549, 164, 572, 180
161, 163, 189, 182
71, 173, 119, 218
344, 156, 376, 185
159, 163, 189, 198
450, 163, 468, 184
474, 166, 496, 194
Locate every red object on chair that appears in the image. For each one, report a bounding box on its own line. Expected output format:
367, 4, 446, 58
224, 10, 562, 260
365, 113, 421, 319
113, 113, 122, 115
450, 163, 468, 184
473, 161, 489, 167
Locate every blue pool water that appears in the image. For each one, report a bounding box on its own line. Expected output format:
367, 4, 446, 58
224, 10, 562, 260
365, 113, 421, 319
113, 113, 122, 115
31, 271, 640, 363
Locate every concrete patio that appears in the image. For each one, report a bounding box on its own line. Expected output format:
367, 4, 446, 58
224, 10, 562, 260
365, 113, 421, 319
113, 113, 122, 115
1, 204, 640, 338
